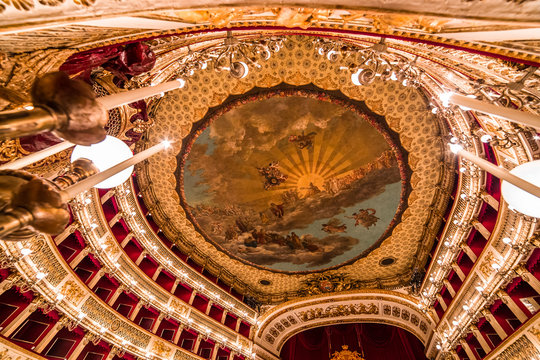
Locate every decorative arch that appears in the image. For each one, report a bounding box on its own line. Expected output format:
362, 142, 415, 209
254, 290, 435, 357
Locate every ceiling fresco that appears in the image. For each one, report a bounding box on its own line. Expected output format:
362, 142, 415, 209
179, 91, 406, 272
138, 35, 451, 299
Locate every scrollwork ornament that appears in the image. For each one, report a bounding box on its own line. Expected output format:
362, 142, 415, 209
0, 139, 29, 163
0, 251, 15, 269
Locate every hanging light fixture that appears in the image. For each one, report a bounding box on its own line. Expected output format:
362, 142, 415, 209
316, 38, 423, 87
0, 72, 185, 146
0, 138, 171, 240
174, 31, 285, 79
470, 66, 539, 112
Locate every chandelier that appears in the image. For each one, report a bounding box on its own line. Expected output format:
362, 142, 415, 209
330, 345, 366, 360
315, 37, 423, 87
469, 66, 539, 112
176, 31, 285, 79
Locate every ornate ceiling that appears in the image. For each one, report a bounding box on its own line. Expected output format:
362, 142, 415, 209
0, 3, 539, 360
138, 34, 452, 300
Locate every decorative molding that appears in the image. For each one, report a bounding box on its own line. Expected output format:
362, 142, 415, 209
255, 290, 433, 356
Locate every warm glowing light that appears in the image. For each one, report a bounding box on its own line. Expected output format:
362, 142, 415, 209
351, 69, 363, 86
501, 160, 540, 218
449, 143, 463, 154
440, 92, 453, 108
71, 136, 133, 189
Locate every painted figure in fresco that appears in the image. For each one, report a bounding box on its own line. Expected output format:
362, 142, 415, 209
286, 232, 303, 249
259, 212, 270, 224
211, 222, 223, 234
251, 228, 267, 245
270, 202, 285, 218
288, 131, 317, 149
301, 182, 322, 198
256, 161, 288, 190
347, 208, 379, 229
224, 226, 238, 241
235, 217, 253, 233
321, 218, 347, 234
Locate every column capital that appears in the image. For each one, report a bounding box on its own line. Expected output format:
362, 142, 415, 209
56, 316, 70, 330
515, 264, 529, 276
496, 289, 509, 302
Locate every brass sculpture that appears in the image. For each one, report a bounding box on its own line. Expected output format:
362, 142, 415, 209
0, 158, 98, 240
0, 72, 107, 145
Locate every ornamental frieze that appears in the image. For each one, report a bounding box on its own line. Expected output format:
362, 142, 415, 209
297, 303, 379, 322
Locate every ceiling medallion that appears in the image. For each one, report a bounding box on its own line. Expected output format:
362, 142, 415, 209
330, 345, 366, 360
178, 88, 408, 273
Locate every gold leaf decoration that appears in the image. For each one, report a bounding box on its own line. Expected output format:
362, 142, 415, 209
0, 139, 29, 163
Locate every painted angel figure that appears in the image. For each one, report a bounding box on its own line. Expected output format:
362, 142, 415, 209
256, 161, 288, 190
346, 208, 379, 229
288, 131, 316, 149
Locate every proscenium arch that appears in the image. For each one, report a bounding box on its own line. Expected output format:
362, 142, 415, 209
254, 290, 435, 357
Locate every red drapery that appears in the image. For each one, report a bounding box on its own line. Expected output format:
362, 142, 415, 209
281, 323, 427, 360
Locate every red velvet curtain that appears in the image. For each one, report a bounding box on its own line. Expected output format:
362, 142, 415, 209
281, 323, 427, 360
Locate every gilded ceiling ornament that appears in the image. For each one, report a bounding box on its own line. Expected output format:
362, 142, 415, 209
301, 274, 357, 295
0, 139, 29, 163
0, 0, 33, 11
530, 326, 540, 341
478, 251, 495, 278
271, 8, 334, 29
366, 14, 450, 33
152, 340, 172, 358
330, 345, 366, 360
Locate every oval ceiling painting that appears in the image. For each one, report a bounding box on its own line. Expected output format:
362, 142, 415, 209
179, 90, 406, 272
